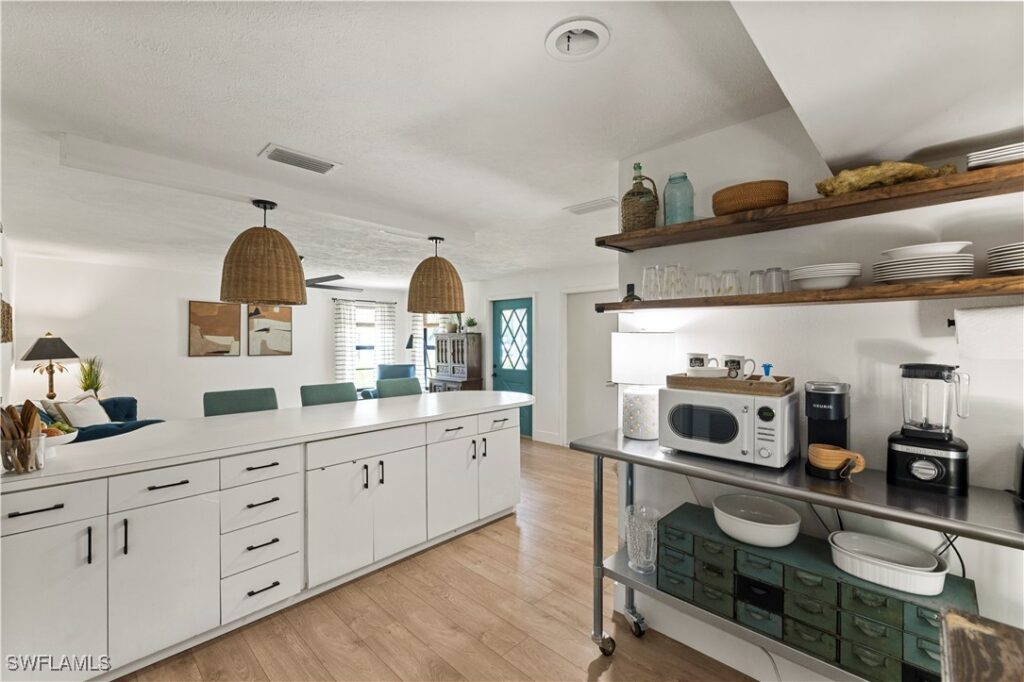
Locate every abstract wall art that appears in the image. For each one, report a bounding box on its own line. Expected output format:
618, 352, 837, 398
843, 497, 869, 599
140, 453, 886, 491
247, 304, 292, 356
188, 301, 240, 357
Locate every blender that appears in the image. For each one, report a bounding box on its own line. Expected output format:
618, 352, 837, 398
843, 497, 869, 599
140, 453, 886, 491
887, 363, 970, 496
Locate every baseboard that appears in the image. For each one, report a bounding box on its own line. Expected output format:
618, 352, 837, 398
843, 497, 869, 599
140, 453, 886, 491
533, 430, 561, 445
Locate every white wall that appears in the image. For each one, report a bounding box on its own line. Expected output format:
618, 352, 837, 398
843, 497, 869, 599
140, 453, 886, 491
9, 254, 408, 420
463, 262, 618, 445
614, 108, 1024, 678
0, 233, 14, 402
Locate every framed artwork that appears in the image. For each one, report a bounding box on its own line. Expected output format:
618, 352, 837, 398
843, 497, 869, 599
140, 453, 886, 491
188, 301, 240, 357
248, 304, 292, 356
1, 299, 11, 344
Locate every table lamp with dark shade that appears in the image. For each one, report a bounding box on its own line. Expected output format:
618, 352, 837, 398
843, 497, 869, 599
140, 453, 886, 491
21, 332, 78, 399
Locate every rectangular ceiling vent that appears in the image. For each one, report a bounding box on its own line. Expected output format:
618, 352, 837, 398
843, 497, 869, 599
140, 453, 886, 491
258, 143, 337, 174
563, 196, 618, 215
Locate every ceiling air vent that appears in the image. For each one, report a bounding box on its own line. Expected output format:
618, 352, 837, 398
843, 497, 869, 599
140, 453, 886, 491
563, 196, 618, 215
258, 143, 338, 174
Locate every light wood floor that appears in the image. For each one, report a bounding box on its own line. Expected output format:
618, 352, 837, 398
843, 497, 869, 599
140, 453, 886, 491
122, 439, 750, 682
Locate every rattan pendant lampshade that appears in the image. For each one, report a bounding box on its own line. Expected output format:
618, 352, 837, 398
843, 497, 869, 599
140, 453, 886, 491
221, 199, 307, 306
407, 236, 465, 313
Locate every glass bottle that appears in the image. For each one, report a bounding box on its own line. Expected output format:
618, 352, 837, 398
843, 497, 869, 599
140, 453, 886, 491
663, 172, 694, 225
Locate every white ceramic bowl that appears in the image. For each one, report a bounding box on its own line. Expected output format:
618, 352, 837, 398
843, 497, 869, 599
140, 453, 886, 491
712, 494, 801, 547
830, 531, 937, 570
792, 274, 858, 290
881, 241, 972, 260
829, 531, 947, 595
43, 430, 78, 448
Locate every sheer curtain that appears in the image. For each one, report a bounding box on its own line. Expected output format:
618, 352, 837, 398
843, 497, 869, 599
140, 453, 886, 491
333, 299, 357, 383
409, 312, 424, 387
374, 302, 396, 366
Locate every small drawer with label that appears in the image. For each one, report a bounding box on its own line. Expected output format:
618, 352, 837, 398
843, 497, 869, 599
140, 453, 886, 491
694, 536, 734, 570
657, 567, 694, 602
658, 545, 694, 577
841, 611, 902, 657
785, 566, 838, 605
737, 601, 782, 639
840, 642, 902, 682
903, 603, 942, 640
902, 633, 942, 674
735, 575, 783, 615
784, 591, 838, 634
783, 618, 838, 662
695, 559, 733, 594
693, 582, 734, 619
842, 584, 903, 628
658, 524, 693, 555
735, 549, 783, 587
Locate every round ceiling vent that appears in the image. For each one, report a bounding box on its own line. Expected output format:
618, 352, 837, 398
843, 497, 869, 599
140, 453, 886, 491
545, 17, 609, 61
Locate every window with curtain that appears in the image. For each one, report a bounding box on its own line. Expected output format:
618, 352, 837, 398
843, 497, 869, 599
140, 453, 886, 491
336, 300, 397, 389
333, 299, 357, 384
374, 302, 396, 368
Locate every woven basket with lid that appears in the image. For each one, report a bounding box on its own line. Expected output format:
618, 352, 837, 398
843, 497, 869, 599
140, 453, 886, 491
621, 162, 659, 232
712, 180, 788, 216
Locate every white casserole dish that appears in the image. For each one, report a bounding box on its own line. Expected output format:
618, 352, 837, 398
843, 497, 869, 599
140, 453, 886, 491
829, 531, 947, 596
712, 494, 801, 547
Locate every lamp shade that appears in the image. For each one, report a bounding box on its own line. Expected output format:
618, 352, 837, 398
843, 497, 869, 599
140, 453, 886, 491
220, 226, 307, 305
21, 333, 78, 362
407, 239, 465, 314
611, 332, 679, 385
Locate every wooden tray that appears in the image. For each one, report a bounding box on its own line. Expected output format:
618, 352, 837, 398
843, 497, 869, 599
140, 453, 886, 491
666, 373, 795, 396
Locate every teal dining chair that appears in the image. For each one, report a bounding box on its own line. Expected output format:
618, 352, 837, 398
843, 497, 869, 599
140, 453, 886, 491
300, 382, 358, 407
375, 377, 423, 399
203, 388, 278, 417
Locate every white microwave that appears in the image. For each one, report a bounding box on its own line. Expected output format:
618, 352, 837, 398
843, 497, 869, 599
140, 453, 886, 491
659, 388, 799, 469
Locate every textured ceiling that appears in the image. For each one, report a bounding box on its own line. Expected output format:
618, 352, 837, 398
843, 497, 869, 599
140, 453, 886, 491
2, 1, 788, 286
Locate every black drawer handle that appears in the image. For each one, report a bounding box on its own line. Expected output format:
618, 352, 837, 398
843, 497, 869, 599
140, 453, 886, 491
444, 426, 464, 432
246, 537, 280, 552
246, 496, 280, 509
471, 439, 477, 460
794, 569, 823, 587
123, 518, 129, 555
362, 463, 369, 489
378, 460, 384, 485
147, 479, 189, 491
8, 502, 65, 518
481, 437, 487, 458
700, 562, 724, 577
246, 580, 280, 597
245, 461, 279, 472
492, 418, 509, 425
86, 525, 93, 564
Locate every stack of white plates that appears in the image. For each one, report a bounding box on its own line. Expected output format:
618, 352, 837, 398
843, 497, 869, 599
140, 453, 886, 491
967, 142, 1024, 170
873, 255, 975, 283
988, 241, 1024, 274
789, 263, 861, 290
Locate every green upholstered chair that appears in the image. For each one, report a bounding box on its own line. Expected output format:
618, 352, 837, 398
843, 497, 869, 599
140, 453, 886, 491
300, 382, 358, 407
375, 377, 423, 399
203, 388, 278, 417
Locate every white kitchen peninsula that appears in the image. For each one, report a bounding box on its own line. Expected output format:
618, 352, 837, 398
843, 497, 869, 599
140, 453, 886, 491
0, 391, 533, 681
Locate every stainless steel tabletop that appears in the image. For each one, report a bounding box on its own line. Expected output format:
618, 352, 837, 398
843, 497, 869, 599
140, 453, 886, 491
570, 430, 1024, 550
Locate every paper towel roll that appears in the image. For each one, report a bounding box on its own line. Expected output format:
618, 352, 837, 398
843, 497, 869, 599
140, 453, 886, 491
954, 306, 1024, 359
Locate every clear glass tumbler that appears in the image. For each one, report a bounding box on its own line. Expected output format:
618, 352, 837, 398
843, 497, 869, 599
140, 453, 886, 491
625, 505, 659, 574
765, 267, 785, 294
662, 265, 681, 299
694, 272, 714, 297
720, 269, 741, 296
749, 270, 766, 294
641, 265, 661, 300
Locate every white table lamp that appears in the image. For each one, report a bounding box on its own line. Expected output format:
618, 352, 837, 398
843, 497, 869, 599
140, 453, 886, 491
611, 332, 679, 440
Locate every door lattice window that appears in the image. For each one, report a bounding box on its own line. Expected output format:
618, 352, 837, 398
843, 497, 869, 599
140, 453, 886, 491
499, 308, 529, 370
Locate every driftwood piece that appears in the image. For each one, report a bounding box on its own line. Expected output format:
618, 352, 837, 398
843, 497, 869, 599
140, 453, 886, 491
942, 609, 1024, 682
816, 161, 957, 197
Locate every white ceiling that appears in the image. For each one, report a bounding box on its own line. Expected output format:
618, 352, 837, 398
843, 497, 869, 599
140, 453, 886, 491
2, 1, 788, 287
734, 1, 1024, 170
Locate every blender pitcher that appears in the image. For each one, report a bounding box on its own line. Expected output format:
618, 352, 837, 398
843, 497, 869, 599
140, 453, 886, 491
899, 363, 970, 440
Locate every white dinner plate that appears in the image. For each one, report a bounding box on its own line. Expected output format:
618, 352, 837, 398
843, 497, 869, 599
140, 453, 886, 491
874, 255, 974, 267
875, 272, 973, 283
987, 243, 1024, 254
873, 267, 974, 277
880, 242, 972, 260
988, 257, 1024, 266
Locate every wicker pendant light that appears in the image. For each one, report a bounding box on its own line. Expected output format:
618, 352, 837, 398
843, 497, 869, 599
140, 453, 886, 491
407, 236, 465, 313
221, 199, 307, 306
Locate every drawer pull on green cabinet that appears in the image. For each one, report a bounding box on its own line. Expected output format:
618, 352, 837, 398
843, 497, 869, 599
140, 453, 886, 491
852, 645, 885, 668
744, 554, 771, 569
749, 584, 769, 596
701, 561, 724, 577
793, 623, 821, 642
702, 585, 724, 601
702, 540, 724, 554
794, 570, 823, 587
794, 597, 823, 615
852, 588, 886, 608
665, 529, 685, 540
853, 616, 888, 638
918, 640, 942, 662
917, 607, 941, 628
745, 605, 768, 621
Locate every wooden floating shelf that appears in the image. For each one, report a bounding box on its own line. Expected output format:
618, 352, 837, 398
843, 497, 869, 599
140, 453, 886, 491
596, 162, 1024, 253
595, 275, 1024, 312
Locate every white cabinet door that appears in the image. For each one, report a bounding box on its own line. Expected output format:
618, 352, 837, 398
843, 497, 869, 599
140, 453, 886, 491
478, 427, 521, 518
108, 494, 220, 668
426, 436, 479, 538
306, 461, 373, 587
372, 447, 426, 560
1, 518, 107, 681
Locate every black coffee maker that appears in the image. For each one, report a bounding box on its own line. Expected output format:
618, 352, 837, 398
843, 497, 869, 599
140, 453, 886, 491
805, 382, 851, 449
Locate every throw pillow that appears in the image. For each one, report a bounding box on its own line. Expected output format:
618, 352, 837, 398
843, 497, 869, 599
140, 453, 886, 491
52, 394, 111, 428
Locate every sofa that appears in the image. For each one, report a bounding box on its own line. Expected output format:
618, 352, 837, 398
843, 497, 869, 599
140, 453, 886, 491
38, 396, 163, 443
359, 364, 418, 399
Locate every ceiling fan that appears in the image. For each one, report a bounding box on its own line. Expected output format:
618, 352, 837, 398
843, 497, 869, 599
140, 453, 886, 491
299, 257, 364, 292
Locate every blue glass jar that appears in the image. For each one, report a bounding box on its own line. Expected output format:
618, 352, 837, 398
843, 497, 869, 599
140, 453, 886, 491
663, 172, 694, 225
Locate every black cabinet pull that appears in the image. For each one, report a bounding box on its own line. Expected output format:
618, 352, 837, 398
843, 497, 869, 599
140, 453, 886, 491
147, 479, 189, 491
482, 437, 488, 458
492, 418, 508, 425
246, 496, 280, 509
86, 526, 93, 565
378, 460, 385, 484
246, 537, 280, 552
8, 502, 65, 518
362, 463, 369, 489
123, 518, 129, 555
245, 461, 279, 472
247, 580, 280, 597
444, 426, 463, 433
471, 439, 477, 460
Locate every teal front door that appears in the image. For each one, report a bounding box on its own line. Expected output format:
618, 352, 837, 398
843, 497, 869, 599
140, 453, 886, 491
492, 298, 532, 437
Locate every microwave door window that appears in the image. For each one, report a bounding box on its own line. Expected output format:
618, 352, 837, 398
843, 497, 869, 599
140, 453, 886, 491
669, 405, 739, 443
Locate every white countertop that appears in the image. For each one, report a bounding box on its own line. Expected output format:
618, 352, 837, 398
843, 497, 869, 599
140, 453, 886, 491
2, 391, 534, 493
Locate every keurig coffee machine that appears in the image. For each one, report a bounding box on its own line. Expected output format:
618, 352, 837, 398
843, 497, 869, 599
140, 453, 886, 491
805, 381, 851, 449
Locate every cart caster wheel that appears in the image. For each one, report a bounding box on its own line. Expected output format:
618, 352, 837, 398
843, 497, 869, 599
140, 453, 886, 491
599, 637, 616, 656
630, 619, 647, 638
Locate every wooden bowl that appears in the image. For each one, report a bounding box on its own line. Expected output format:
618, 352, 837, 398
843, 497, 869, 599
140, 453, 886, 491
808, 443, 865, 474
712, 180, 789, 216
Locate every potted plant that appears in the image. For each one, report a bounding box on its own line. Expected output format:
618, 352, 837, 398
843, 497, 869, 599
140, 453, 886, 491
78, 356, 104, 396
466, 316, 478, 329
444, 314, 459, 333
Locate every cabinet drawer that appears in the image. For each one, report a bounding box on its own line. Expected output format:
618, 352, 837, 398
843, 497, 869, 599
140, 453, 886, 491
1, 479, 106, 535
841, 611, 902, 657
736, 549, 783, 587
736, 575, 783, 614
784, 591, 838, 634
903, 633, 942, 674
658, 524, 693, 555
221, 446, 301, 489
902, 663, 940, 682
903, 603, 942, 640
693, 582, 734, 618
307, 424, 425, 469
477, 409, 519, 434
783, 618, 838, 662
785, 566, 838, 605
737, 601, 782, 639
109, 460, 219, 512
840, 642, 902, 682
658, 545, 694, 577
695, 559, 733, 593
657, 567, 694, 602
426, 416, 478, 443
695, 536, 734, 570
220, 513, 301, 578
221, 552, 301, 624
220, 474, 300, 533
842, 584, 903, 628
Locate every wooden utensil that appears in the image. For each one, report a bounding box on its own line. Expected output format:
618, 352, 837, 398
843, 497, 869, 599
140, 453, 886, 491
808, 443, 866, 474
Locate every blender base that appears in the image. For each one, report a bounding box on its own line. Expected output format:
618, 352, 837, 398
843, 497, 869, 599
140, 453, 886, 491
886, 431, 969, 497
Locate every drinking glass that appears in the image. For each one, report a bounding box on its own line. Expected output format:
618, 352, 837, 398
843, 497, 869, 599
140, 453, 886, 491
641, 265, 661, 300
694, 272, 714, 297
765, 267, 785, 294
749, 270, 766, 294
625, 505, 659, 574
720, 269, 741, 296
678, 266, 692, 297
662, 265, 681, 299
712, 272, 723, 296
